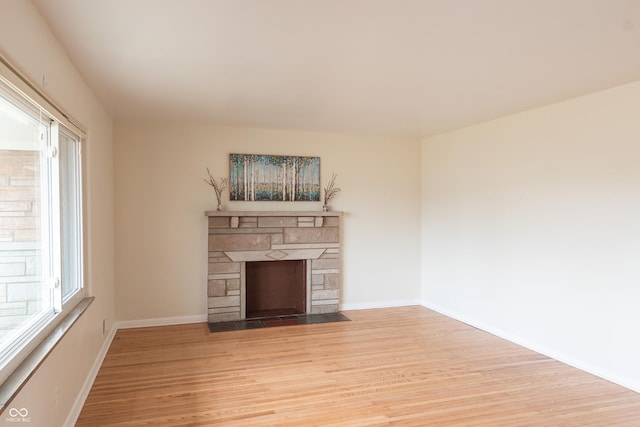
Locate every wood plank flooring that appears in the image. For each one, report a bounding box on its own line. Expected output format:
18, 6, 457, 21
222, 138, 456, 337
76, 306, 640, 426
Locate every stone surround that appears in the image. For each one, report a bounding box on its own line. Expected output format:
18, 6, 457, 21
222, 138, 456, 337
206, 211, 342, 323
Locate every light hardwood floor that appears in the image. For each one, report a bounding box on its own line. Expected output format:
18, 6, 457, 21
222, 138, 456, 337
76, 306, 640, 426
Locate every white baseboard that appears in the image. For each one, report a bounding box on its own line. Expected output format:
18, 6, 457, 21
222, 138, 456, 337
341, 299, 421, 311
64, 324, 118, 427
421, 300, 640, 394
117, 314, 208, 329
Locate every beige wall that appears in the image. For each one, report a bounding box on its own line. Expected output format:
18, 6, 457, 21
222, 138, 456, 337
422, 81, 640, 392
0, 1, 115, 426
115, 124, 422, 322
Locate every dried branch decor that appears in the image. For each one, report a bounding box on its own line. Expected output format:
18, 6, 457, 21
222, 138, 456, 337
323, 173, 341, 207
204, 168, 228, 210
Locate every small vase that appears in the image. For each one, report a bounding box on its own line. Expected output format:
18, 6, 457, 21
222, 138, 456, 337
216, 203, 222, 211
322, 204, 328, 212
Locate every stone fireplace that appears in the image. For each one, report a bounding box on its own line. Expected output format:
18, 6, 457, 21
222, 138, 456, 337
206, 211, 342, 323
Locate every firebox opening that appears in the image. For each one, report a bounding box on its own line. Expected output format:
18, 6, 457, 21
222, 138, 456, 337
246, 260, 306, 319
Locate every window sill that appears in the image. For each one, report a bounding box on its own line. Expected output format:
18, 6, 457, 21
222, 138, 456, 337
0, 297, 94, 413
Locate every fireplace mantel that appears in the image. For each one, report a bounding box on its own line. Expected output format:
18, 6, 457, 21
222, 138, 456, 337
205, 210, 342, 227
205, 210, 342, 216
205, 210, 343, 322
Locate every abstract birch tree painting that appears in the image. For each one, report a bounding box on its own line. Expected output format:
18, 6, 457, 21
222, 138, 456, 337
229, 154, 321, 201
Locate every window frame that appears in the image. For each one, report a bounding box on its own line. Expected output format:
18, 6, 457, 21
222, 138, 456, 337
0, 59, 87, 385
58, 124, 85, 308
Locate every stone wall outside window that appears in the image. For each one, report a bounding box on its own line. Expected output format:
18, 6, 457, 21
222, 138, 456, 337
0, 150, 42, 340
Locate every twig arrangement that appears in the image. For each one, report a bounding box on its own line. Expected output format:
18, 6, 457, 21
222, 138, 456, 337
323, 173, 341, 206
203, 168, 228, 209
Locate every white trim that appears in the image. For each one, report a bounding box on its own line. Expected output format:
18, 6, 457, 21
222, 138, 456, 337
421, 300, 640, 394
341, 299, 421, 311
117, 314, 208, 330
63, 323, 117, 427
0, 55, 86, 136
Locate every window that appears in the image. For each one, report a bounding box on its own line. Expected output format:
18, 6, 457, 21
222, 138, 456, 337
59, 128, 83, 302
0, 72, 84, 381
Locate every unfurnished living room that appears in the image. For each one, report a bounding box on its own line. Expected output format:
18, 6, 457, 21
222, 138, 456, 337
1, 1, 640, 426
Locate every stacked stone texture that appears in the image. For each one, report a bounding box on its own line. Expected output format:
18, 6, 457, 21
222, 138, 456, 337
207, 213, 341, 323
0, 151, 41, 339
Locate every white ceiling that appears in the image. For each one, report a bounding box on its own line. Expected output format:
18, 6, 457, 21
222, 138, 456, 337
32, 0, 640, 138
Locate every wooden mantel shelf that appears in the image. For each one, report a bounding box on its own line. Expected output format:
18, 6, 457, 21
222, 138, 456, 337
205, 211, 343, 217
205, 210, 342, 229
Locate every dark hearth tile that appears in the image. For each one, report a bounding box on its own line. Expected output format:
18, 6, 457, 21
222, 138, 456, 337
258, 316, 284, 322
235, 320, 264, 330
209, 312, 351, 333
263, 318, 302, 327
208, 321, 238, 332
296, 314, 329, 324
321, 313, 351, 322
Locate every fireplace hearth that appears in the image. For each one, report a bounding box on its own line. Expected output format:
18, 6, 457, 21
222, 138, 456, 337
205, 211, 342, 323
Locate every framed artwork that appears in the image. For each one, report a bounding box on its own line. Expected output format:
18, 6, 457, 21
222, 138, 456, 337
229, 154, 320, 201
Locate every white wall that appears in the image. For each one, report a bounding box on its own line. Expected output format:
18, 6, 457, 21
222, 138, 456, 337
115, 124, 422, 322
0, 1, 115, 426
421, 81, 640, 391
